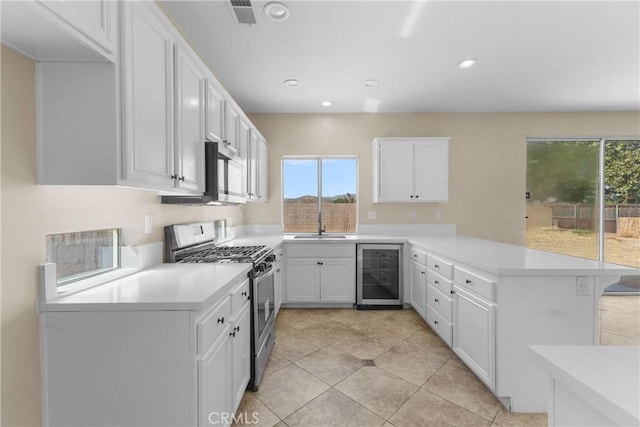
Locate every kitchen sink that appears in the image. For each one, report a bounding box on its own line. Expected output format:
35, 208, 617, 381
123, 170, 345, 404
293, 235, 347, 239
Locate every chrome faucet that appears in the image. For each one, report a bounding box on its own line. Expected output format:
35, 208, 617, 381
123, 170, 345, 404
318, 211, 325, 235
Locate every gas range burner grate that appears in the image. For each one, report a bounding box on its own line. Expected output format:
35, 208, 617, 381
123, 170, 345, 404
179, 245, 267, 263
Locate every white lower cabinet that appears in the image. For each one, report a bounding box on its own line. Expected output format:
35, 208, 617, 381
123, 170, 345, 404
452, 284, 496, 390
230, 303, 251, 411
409, 259, 427, 318
198, 329, 231, 426
273, 245, 285, 315
284, 244, 355, 304
40, 275, 251, 427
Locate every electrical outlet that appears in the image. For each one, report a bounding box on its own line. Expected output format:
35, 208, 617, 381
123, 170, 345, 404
435, 211, 442, 219
410, 211, 417, 220
576, 276, 589, 296
368, 211, 377, 220
144, 215, 153, 234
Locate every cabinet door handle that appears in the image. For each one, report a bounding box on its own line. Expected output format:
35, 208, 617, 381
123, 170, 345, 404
435, 280, 440, 285
466, 279, 472, 285
421, 271, 425, 275
234, 326, 240, 332
434, 298, 439, 303
415, 195, 419, 199
410, 195, 414, 199
413, 254, 418, 258
276, 268, 281, 273
434, 320, 439, 325
434, 264, 440, 269
450, 290, 455, 295
241, 291, 248, 297
179, 176, 185, 181
217, 317, 225, 324
230, 331, 236, 337
170, 174, 177, 180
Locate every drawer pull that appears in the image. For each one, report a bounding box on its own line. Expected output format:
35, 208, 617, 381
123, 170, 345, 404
234, 326, 240, 332
434, 264, 440, 269
466, 279, 472, 284
435, 280, 440, 285
421, 271, 425, 275
434, 320, 439, 325
413, 254, 418, 258
230, 331, 236, 337
450, 290, 455, 295
434, 298, 439, 303
241, 291, 248, 297
217, 317, 225, 324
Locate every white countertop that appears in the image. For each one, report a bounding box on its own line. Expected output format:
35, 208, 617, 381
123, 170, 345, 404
39, 263, 252, 312
528, 345, 640, 426
237, 233, 636, 276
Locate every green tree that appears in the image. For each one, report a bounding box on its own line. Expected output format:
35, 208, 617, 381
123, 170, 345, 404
604, 140, 640, 204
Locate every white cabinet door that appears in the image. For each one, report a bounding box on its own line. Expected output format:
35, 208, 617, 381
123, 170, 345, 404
230, 303, 251, 412
453, 285, 495, 389
246, 130, 258, 200
410, 260, 427, 318
174, 44, 204, 193
205, 79, 224, 143
285, 259, 320, 303
414, 140, 448, 202
224, 101, 240, 153
274, 260, 283, 315
320, 258, 356, 303
377, 140, 413, 202
198, 332, 231, 427
257, 138, 269, 202
121, 2, 175, 189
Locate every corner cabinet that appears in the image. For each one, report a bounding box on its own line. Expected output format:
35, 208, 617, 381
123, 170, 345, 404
372, 137, 449, 202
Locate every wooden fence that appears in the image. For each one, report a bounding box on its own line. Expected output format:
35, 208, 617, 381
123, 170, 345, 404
283, 202, 356, 233
551, 204, 640, 236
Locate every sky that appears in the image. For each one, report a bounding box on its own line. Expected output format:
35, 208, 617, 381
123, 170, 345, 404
283, 158, 357, 198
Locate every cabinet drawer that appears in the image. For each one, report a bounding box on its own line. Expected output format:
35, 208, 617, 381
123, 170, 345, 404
286, 243, 354, 259
427, 283, 453, 322
230, 278, 251, 313
427, 255, 453, 279
425, 305, 452, 347
454, 267, 495, 301
410, 247, 427, 265
197, 297, 231, 354
427, 269, 453, 294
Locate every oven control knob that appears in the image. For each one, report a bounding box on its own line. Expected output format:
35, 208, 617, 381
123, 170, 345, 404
265, 254, 276, 263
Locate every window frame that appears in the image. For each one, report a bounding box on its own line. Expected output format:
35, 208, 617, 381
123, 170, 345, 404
281, 155, 359, 235
526, 136, 640, 265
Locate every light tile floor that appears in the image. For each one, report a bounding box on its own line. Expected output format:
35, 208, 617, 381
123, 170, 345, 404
235, 308, 547, 426
235, 296, 639, 426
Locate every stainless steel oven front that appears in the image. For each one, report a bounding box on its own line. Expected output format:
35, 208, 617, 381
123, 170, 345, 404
250, 261, 276, 390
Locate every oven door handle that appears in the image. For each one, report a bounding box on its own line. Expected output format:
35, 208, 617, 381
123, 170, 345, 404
256, 263, 274, 280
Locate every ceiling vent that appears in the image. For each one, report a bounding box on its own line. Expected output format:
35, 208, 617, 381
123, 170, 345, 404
229, 0, 257, 25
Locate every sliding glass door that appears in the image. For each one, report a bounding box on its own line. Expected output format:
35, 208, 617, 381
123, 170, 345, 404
526, 139, 639, 268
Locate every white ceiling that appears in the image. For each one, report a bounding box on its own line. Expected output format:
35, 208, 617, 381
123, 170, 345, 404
160, 0, 640, 113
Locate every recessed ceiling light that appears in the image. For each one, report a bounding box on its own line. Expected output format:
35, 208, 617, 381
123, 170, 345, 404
364, 79, 380, 87
284, 79, 300, 88
321, 100, 333, 107
264, 2, 290, 22
458, 58, 478, 69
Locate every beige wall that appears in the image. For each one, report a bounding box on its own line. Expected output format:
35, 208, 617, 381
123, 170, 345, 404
247, 113, 640, 244
0, 46, 246, 426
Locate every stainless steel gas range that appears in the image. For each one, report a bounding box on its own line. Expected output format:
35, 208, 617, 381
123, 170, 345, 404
164, 222, 276, 391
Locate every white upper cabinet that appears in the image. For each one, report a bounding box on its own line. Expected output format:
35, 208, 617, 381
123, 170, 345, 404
205, 79, 225, 143
1, 0, 117, 62
174, 43, 205, 193
121, 1, 176, 190
373, 137, 449, 202
257, 137, 269, 202
246, 131, 259, 201
224, 101, 240, 154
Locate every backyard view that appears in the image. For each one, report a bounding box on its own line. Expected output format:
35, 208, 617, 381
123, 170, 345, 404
283, 158, 357, 233
526, 140, 640, 268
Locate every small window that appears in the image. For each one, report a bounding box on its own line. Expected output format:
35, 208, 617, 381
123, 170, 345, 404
46, 229, 120, 287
